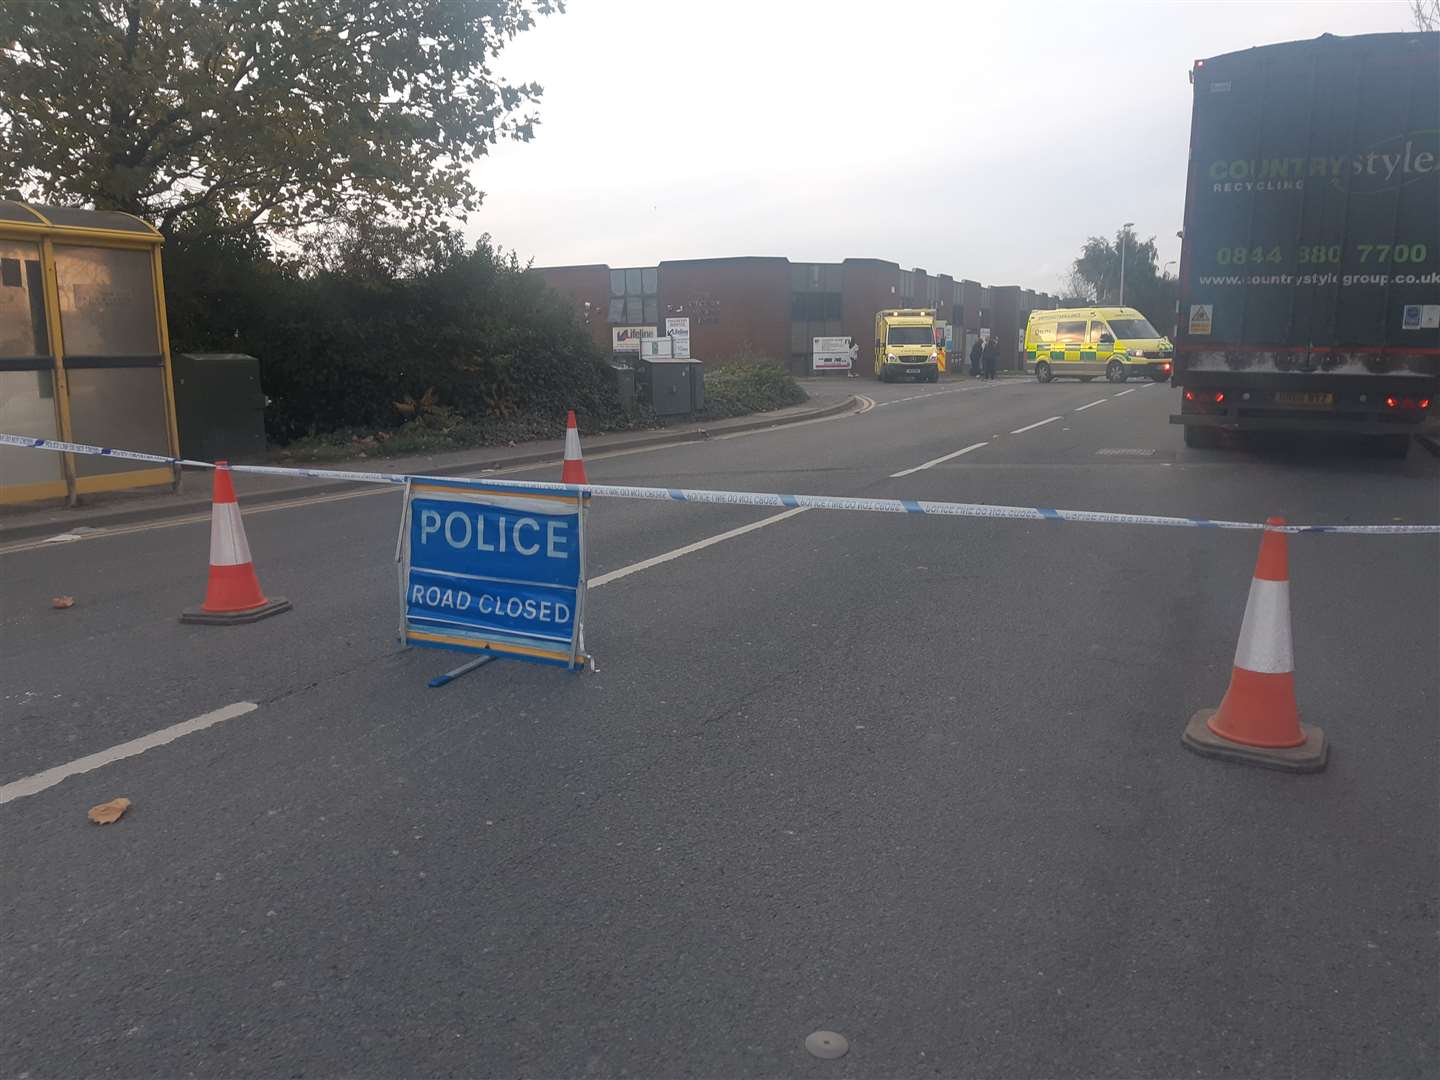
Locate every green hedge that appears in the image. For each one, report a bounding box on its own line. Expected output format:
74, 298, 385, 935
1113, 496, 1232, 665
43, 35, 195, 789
164, 230, 624, 445
701, 363, 808, 419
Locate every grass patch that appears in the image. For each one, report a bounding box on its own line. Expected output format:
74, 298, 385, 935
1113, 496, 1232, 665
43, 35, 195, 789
275, 409, 658, 464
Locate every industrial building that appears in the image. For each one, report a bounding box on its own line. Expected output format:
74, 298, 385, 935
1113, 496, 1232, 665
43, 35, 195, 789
537, 256, 1058, 375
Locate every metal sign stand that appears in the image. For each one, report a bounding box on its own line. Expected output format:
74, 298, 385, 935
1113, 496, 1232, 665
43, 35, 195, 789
428, 654, 499, 688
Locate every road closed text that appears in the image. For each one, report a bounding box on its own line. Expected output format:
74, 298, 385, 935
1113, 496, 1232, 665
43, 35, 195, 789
407, 582, 571, 626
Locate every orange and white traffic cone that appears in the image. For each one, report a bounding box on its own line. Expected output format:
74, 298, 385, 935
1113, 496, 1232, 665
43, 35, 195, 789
1181, 517, 1327, 772
561, 410, 588, 485
180, 462, 291, 625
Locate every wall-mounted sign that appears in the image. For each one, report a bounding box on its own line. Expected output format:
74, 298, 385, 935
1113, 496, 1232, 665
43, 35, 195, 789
612, 326, 659, 353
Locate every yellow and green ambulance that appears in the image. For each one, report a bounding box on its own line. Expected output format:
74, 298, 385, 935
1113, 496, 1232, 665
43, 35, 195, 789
1024, 307, 1173, 384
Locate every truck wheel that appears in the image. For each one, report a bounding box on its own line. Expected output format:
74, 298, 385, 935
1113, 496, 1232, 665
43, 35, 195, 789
1106, 360, 1127, 383
1378, 434, 1411, 460
1183, 425, 1219, 449
1035, 361, 1053, 383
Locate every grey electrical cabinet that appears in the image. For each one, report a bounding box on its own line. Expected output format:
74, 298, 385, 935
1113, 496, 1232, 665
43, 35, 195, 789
171, 353, 267, 461
641, 358, 703, 417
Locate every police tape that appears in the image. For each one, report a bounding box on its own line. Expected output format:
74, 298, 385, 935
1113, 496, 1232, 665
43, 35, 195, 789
3, 431, 1438, 535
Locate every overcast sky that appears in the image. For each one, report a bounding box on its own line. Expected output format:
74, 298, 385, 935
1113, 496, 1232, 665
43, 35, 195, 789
468, 0, 1417, 293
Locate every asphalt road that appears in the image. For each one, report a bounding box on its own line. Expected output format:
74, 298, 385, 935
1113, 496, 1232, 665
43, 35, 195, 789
3, 375, 1438, 1079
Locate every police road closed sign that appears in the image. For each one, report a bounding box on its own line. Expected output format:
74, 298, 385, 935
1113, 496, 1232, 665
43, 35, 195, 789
398, 479, 589, 670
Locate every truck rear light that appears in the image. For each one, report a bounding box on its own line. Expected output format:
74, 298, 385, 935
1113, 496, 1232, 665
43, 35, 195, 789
1386, 395, 1398, 408
1184, 389, 1195, 401
1421, 399, 1432, 410
1213, 392, 1225, 403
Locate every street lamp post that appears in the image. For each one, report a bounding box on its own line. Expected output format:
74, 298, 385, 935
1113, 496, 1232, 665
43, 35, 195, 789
1119, 222, 1135, 305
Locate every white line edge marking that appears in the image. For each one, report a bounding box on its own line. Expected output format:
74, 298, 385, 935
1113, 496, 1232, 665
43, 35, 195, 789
0, 701, 258, 804
587, 506, 808, 588
1010, 415, 1063, 435
890, 442, 989, 478
1075, 399, 1108, 412
1115, 388, 1137, 397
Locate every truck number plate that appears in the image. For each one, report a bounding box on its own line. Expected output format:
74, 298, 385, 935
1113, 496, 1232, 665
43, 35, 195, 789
1274, 392, 1333, 407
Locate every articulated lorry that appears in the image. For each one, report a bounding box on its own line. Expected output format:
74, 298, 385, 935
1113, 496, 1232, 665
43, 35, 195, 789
1172, 31, 1440, 457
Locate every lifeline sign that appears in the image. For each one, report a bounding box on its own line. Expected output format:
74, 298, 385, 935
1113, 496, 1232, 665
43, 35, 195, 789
396, 479, 589, 670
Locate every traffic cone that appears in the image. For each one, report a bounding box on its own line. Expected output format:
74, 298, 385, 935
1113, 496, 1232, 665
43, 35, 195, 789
1181, 517, 1327, 772
561, 410, 588, 485
180, 462, 291, 625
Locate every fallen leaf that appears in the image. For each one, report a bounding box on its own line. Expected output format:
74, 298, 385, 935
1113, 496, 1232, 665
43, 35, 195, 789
88, 797, 131, 824
51, 596, 75, 609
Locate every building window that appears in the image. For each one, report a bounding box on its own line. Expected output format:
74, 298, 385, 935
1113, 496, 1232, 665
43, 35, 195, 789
790, 292, 842, 320
610, 266, 659, 325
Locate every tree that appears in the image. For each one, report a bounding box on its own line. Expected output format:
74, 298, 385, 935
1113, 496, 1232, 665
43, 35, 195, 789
0, 0, 559, 237
1061, 227, 1178, 335
1413, 1, 1439, 31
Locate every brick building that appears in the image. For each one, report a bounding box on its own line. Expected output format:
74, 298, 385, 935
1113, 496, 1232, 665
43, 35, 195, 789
536, 257, 1057, 375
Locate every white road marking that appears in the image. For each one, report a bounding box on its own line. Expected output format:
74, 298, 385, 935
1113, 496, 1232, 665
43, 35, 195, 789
1075, 399, 1108, 412
889, 442, 989, 478
1115, 388, 1137, 397
1009, 416, 1063, 435
588, 507, 808, 589
0, 701, 258, 805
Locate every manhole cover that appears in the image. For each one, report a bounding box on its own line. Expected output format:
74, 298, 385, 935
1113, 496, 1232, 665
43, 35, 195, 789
1095, 448, 1156, 456
805, 1030, 849, 1059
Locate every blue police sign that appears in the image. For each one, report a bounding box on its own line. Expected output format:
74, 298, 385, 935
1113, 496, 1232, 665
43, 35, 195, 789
397, 478, 589, 670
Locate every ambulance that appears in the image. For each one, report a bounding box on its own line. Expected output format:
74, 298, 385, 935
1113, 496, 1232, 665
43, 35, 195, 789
874, 308, 940, 383
1023, 307, 1173, 384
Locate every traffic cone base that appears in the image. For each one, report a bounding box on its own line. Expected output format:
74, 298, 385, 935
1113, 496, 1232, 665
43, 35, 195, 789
181, 596, 292, 625
1182, 708, 1327, 773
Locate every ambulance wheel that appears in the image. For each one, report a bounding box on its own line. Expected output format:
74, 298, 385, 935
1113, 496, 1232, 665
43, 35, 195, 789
1183, 425, 1218, 449
1106, 360, 1127, 383
1035, 361, 1053, 383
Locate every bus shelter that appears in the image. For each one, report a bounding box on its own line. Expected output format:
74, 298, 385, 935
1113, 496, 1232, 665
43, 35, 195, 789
0, 200, 180, 504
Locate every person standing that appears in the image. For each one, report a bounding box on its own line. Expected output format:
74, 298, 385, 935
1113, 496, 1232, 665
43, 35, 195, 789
981, 334, 999, 381
969, 335, 984, 378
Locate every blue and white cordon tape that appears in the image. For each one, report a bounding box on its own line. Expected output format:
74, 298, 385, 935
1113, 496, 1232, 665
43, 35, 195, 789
3, 432, 1438, 535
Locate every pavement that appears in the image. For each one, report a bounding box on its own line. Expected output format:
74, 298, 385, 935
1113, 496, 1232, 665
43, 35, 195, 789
2, 373, 1437, 1078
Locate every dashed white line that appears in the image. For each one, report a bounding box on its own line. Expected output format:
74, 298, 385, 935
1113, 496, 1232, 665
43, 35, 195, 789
1075, 399, 1109, 412
1115, 388, 1137, 397
890, 442, 989, 478
1, 701, 259, 804
1009, 415, 1063, 435
587, 507, 808, 588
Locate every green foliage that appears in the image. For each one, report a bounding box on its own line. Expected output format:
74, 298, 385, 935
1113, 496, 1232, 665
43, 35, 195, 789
165, 226, 625, 444
0, 0, 558, 236
1063, 228, 1178, 335
701, 363, 808, 420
